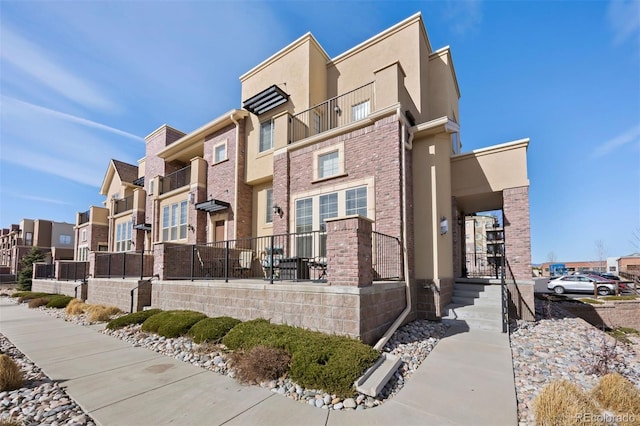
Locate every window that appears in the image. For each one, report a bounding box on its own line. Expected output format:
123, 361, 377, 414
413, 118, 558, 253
265, 189, 273, 224
346, 187, 367, 216
451, 132, 460, 154
59, 234, 72, 245
313, 111, 322, 135
81, 229, 87, 242
352, 100, 370, 122
295, 198, 313, 257
77, 246, 89, 262
25, 232, 32, 246
318, 151, 339, 179
259, 120, 274, 152
214, 142, 227, 163
319, 193, 338, 256
115, 221, 132, 252
162, 200, 188, 241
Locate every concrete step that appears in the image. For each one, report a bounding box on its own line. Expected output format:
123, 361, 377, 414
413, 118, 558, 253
453, 283, 502, 295
451, 292, 501, 305
444, 303, 502, 321
442, 317, 504, 332
355, 352, 402, 397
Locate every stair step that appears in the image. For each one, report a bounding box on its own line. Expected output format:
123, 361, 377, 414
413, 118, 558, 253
444, 304, 501, 321
442, 317, 503, 332
355, 353, 402, 397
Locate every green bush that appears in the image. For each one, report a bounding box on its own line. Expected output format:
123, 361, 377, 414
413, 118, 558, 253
46, 295, 74, 309
222, 318, 379, 397
106, 309, 163, 330
188, 316, 241, 344
12, 292, 53, 302
141, 310, 207, 338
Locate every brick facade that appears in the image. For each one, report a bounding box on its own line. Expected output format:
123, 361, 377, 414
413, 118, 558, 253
560, 300, 640, 331
325, 216, 373, 287
503, 186, 531, 282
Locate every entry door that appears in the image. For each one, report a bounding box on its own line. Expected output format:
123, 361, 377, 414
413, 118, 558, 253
214, 220, 225, 242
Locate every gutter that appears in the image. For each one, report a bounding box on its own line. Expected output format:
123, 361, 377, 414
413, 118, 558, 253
373, 108, 414, 351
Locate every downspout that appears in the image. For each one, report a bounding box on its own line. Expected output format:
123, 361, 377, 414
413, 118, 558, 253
373, 108, 414, 351
230, 113, 240, 240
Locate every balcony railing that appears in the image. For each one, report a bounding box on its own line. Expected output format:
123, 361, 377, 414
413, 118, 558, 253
290, 82, 375, 144
114, 195, 134, 215
159, 166, 191, 195
372, 231, 404, 280
94, 251, 154, 279
79, 210, 90, 225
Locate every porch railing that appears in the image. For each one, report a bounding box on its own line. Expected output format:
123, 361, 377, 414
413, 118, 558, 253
94, 251, 154, 279
34, 264, 55, 279
78, 210, 90, 225
290, 82, 375, 144
159, 166, 191, 195
57, 262, 89, 281
114, 195, 134, 215
372, 231, 403, 280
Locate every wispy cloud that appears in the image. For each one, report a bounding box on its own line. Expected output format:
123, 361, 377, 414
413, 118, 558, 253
2, 192, 72, 206
607, 0, 640, 45
443, 0, 483, 36
591, 124, 640, 158
1, 96, 143, 142
0, 25, 118, 112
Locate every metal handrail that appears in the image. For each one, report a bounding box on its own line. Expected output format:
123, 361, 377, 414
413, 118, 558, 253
114, 195, 134, 214
159, 166, 191, 194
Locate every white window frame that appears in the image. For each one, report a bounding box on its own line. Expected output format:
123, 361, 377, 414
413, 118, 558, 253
265, 189, 273, 224
162, 200, 188, 242
115, 221, 132, 252
259, 120, 274, 152
81, 229, 87, 242
59, 234, 72, 245
351, 100, 370, 122
77, 246, 89, 262
213, 140, 227, 164
313, 142, 345, 182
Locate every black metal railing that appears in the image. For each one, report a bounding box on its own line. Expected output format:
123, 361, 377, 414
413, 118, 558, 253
57, 262, 89, 281
78, 210, 90, 225
94, 251, 154, 279
372, 231, 403, 280
290, 82, 375, 144
159, 166, 191, 195
114, 195, 134, 215
165, 231, 329, 283
34, 264, 55, 279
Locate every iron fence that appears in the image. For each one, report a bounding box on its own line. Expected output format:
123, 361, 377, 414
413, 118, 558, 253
165, 231, 328, 283
114, 195, 134, 214
34, 264, 55, 279
290, 82, 374, 144
160, 165, 191, 194
94, 251, 154, 279
78, 210, 90, 225
57, 262, 89, 281
372, 231, 403, 280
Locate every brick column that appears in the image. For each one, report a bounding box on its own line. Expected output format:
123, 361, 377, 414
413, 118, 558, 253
153, 243, 166, 280
188, 157, 208, 244
503, 186, 531, 282
325, 216, 373, 287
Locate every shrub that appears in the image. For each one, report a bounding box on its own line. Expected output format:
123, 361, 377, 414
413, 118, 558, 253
16, 247, 44, 291
533, 380, 603, 425
12, 292, 53, 303
27, 297, 50, 308
188, 317, 241, 344
46, 295, 74, 309
0, 354, 23, 391
65, 299, 87, 315
231, 346, 291, 384
579, 298, 604, 305
141, 310, 207, 338
87, 305, 122, 322
222, 319, 307, 351
591, 373, 640, 417
602, 295, 638, 301
106, 309, 163, 330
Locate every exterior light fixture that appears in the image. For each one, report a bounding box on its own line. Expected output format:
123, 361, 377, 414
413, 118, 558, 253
440, 217, 449, 235
273, 205, 284, 218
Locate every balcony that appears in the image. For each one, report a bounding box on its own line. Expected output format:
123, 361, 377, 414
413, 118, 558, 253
290, 82, 374, 144
159, 165, 191, 195
79, 210, 90, 225
114, 195, 134, 215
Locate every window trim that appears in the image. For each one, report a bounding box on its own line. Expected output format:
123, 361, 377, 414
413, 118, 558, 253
265, 188, 273, 225
259, 119, 274, 153
313, 142, 346, 183
162, 200, 188, 242
213, 140, 228, 164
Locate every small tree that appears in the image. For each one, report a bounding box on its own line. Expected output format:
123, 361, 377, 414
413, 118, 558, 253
17, 247, 45, 291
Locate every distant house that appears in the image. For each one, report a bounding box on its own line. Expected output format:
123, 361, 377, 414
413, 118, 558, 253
57, 12, 531, 344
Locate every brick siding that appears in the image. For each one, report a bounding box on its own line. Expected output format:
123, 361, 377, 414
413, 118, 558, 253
503, 186, 531, 282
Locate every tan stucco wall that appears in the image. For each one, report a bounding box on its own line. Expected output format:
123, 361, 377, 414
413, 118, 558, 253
251, 181, 274, 237
427, 49, 460, 123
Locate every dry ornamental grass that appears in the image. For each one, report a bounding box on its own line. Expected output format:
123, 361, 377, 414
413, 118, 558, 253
86, 305, 121, 322
65, 298, 87, 315
27, 297, 50, 309
533, 380, 604, 426
0, 354, 23, 392
591, 373, 640, 421
230, 346, 291, 384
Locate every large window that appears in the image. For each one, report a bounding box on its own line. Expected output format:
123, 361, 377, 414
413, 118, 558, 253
265, 189, 273, 224
318, 151, 339, 179
162, 200, 188, 241
77, 246, 89, 262
115, 221, 132, 252
295, 198, 313, 257
214, 142, 227, 163
352, 100, 370, 122
346, 187, 367, 216
59, 234, 72, 245
259, 120, 274, 152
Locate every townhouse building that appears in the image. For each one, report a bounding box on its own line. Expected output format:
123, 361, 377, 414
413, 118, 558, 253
62, 13, 532, 344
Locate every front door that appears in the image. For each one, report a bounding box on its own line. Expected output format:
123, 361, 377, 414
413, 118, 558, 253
214, 220, 225, 242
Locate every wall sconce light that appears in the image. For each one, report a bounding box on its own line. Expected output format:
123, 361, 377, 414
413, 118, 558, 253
440, 217, 449, 235
187, 192, 194, 204
273, 204, 284, 219
334, 105, 341, 114
187, 224, 195, 232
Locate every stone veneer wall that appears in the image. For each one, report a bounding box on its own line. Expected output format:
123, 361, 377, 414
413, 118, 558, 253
507, 282, 535, 321
151, 280, 405, 345
86, 278, 151, 313
32, 279, 87, 300
503, 186, 531, 282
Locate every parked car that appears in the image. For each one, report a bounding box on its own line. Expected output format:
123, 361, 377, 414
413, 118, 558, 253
600, 273, 621, 281
547, 274, 616, 296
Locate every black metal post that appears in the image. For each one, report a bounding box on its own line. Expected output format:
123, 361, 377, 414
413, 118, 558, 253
122, 252, 126, 279
107, 255, 111, 279
269, 235, 275, 285
140, 250, 144, 280
225, 240, 229, 283
190, 246, 195, 282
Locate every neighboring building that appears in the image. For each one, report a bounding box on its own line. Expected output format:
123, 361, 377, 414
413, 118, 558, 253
0, 219, 75, 274
464, 215, 504, 277
540, 260, 606, 277
607, 254, 640, 276
69, 13, 531, 343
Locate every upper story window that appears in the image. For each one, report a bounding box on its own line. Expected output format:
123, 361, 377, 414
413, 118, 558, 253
259, 120, 274, 152
115, 222, 132, 252
318, 151, 339, 179
162, 200, 188, 241
214, 141, 227, 164
346, 187, 367, 216
81, 229, 87, 242
59, 234, 72, 245
452, 132, 460, 154
352, 100, 370, 122
265, 189, 273, 224
25, 232, 33, 246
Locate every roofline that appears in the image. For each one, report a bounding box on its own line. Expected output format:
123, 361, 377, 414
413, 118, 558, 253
330, 12, 425, 66
157, 109, 249, 159
451, 138, 530, 161
240, 33, 330, 82
99, 159, 117, 196
429, 46, 461, 99
411, 116, 460, 136
144, 124, 185, 142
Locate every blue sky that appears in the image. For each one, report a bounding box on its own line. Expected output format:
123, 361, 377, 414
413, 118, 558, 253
0, 0, 638, 263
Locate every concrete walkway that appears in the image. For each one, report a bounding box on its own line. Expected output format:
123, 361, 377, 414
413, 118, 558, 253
0, 300, 517, 425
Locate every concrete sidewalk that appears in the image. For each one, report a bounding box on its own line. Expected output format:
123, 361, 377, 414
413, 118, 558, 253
0, 299, 517, 425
